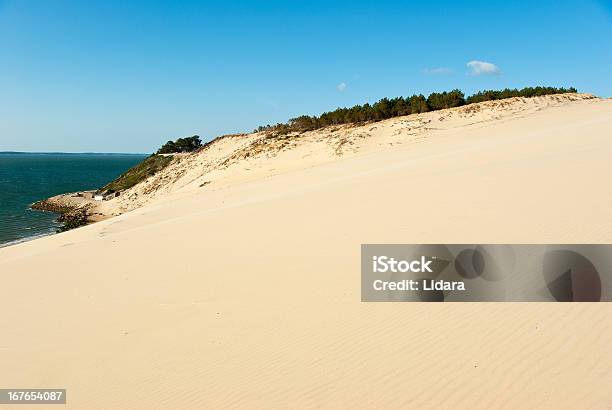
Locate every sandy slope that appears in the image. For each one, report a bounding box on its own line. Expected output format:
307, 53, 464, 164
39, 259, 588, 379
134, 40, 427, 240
1, 95, 612, 409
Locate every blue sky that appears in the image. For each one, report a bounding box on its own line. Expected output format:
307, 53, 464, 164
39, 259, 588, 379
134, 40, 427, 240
1, 0, 611, 153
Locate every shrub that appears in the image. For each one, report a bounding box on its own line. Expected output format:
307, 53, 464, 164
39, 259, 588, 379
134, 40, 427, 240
157, 135, 202, 154
101, 154, 174, 192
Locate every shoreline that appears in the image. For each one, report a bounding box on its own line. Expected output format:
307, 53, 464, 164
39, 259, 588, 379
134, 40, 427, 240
0, 230, 57, 249
30, 191, 109, 234
0, 152, 148, 249
2, 190, 122, 249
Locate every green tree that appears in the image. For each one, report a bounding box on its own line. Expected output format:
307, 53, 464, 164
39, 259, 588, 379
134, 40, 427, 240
157, 135, 202, 154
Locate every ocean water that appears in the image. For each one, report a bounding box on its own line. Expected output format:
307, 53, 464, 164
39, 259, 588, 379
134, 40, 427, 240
0, 153, 147, 247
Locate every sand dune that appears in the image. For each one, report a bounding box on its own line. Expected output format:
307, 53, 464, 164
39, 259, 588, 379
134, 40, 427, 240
1, 95, 612, 408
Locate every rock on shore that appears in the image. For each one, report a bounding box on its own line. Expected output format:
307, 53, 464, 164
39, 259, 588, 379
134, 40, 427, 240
31, 193, 94, 232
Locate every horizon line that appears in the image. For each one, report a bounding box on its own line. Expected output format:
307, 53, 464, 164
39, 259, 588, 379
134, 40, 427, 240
0, 151, 150, 155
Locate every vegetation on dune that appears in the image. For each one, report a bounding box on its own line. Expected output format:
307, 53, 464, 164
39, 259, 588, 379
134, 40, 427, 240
157, 135, 202, 154
97, 86, 578, 195
255, 86, 578, 135
98, 135, 201, 195
32, 137, 200, 232
465, 86, 577, 104
100, 154, 174, 192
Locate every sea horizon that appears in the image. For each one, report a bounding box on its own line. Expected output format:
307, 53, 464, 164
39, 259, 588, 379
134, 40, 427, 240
0, 151, 149, 155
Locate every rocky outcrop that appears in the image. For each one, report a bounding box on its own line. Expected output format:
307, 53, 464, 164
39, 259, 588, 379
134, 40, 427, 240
31, 197, 91, 232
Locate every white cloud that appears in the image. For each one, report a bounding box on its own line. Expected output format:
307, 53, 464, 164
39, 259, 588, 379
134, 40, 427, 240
422, 67, 452, 75
337, 82, 347, 92
467, 60, 501, 76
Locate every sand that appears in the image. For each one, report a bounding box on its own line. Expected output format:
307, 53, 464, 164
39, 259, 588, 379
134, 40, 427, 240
1, 94, 611, 408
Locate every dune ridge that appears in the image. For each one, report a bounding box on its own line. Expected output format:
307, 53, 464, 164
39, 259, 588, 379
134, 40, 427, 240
110, 93, 596, 213
1, 93, 612, 408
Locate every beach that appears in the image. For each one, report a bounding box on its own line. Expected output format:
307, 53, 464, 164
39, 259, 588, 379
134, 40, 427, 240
1, 94, 612, 408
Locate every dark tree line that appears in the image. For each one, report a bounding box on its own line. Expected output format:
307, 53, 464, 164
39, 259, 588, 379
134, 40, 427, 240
466, 86, 577, 104
255, 86, 577, 135
157, 135, 202, 154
